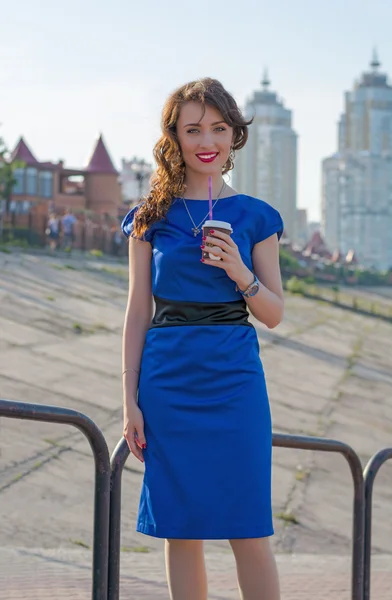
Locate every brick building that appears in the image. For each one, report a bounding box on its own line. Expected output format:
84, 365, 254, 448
8, 134, 122, 217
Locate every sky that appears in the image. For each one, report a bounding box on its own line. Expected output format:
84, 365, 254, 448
1, 0, 391, 221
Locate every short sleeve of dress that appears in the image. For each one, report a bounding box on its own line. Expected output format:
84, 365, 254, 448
254, 201, 284, 245
121, 203, 155, 243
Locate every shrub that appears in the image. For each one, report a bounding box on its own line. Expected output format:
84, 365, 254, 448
1, 227, 42, 247
279, 247, 300, 270
90, 249, 103, 257
286, 276, 306, 295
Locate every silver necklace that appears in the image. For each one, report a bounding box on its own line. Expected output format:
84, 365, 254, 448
182, 181, 226, 236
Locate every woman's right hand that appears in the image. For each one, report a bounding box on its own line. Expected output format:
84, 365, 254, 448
123, 401, 146, 463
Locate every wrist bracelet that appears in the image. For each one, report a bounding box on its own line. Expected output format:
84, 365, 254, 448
122, 368, 140, 375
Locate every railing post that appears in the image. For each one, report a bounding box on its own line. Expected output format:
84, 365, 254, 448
0, 399, 110, 600
363, 448, 392, 600
107, 432, 365, 600
273, 433, 364, 600
108, 437, 130, 600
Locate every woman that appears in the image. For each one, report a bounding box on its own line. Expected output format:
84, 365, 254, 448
122, 78, 284, 600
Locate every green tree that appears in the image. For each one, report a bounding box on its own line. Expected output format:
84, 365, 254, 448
0, 137, 14, 213
279, 246, 300, 270
0, 135, 24, 215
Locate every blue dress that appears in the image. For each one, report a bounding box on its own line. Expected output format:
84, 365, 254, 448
122, 194, 283, 539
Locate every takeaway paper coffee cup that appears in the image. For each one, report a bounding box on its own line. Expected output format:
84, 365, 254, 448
202, 220, 233, 261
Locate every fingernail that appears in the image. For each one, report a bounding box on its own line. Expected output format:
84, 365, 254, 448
202, 236, 206, 240
210, 230, 215, 234
201, 259, 205, 262
200, 245, 205, 249
142, 443, 147, 449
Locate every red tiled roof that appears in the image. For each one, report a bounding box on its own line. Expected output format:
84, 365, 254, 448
11, 137, 39, 165
303, 231, 332, 258
86, 134, 118, 174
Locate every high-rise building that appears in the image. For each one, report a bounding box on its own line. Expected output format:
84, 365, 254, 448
232, 71, 298, 239
322, 51, 392, 270
295, 208, 308, 248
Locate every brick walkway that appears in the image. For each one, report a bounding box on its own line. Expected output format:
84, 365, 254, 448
1, 548, 391, 599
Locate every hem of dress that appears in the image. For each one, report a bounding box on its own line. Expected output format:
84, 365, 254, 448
136, 522, 274, 540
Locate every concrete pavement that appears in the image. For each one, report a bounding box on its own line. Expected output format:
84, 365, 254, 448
1, 249, 392, 598
1, 547, 391, 599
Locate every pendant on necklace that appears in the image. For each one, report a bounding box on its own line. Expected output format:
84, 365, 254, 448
192, 227, 200, 236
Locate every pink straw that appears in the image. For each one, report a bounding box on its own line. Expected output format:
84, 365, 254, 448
208, 176, 213, 220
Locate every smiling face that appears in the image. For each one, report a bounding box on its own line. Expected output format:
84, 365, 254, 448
176, 101, 233, 176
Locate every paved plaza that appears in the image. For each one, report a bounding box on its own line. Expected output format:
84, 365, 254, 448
1, 248, 392, 598
0, 548, 391, 599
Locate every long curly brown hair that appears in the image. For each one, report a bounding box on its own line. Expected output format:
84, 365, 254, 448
132, 77, 253, 238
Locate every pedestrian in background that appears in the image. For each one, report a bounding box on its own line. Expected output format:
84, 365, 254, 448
61, 208, 77, 252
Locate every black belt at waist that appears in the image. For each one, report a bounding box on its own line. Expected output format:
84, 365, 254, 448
151, 295, 253, 328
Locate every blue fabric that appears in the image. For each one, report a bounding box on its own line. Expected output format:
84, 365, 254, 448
122, 195, 283, 303
122, 194, 283, 539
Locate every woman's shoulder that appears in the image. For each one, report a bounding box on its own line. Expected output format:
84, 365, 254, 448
236, 193, 280, 216
121, 202, 156, 242
236, 194, 284, 242
121, 203, 140, 238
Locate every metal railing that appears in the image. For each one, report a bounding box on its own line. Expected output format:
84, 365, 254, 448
363, 448, 392, 600
273, 434, 364, 600
3, 396, 391, 600
0, 399, 111, 600
108, 437, 131, 600
109, 433, 365, 600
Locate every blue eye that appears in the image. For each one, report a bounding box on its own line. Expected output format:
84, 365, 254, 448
186, 127, 226, 134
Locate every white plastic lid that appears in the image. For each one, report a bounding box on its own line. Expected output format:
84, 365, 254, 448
203, 220, 233, 232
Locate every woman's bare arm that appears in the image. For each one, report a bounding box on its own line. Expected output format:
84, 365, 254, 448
122, 236, 153, 404
122, 237, 153, 463
245, 234, 284, 329
201, 229, 284, 329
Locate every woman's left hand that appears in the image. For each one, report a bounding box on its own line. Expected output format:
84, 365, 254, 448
201, 230, 253, 290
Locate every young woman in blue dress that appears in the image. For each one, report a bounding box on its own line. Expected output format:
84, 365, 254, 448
122, 78, 284, 600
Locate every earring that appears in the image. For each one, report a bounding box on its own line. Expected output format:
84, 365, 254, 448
229, 147, 235, 162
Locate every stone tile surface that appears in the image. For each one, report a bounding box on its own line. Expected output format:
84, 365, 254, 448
1, 249, 392, 597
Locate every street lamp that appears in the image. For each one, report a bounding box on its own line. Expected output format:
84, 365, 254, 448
131, 158, 151, 200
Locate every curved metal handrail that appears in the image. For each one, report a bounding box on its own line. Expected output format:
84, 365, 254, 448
109, 433, 365, 600
273, 433, 364, 600
363, 448, 392, 600
0, 398, 111, 600
108, 437, 130, 600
